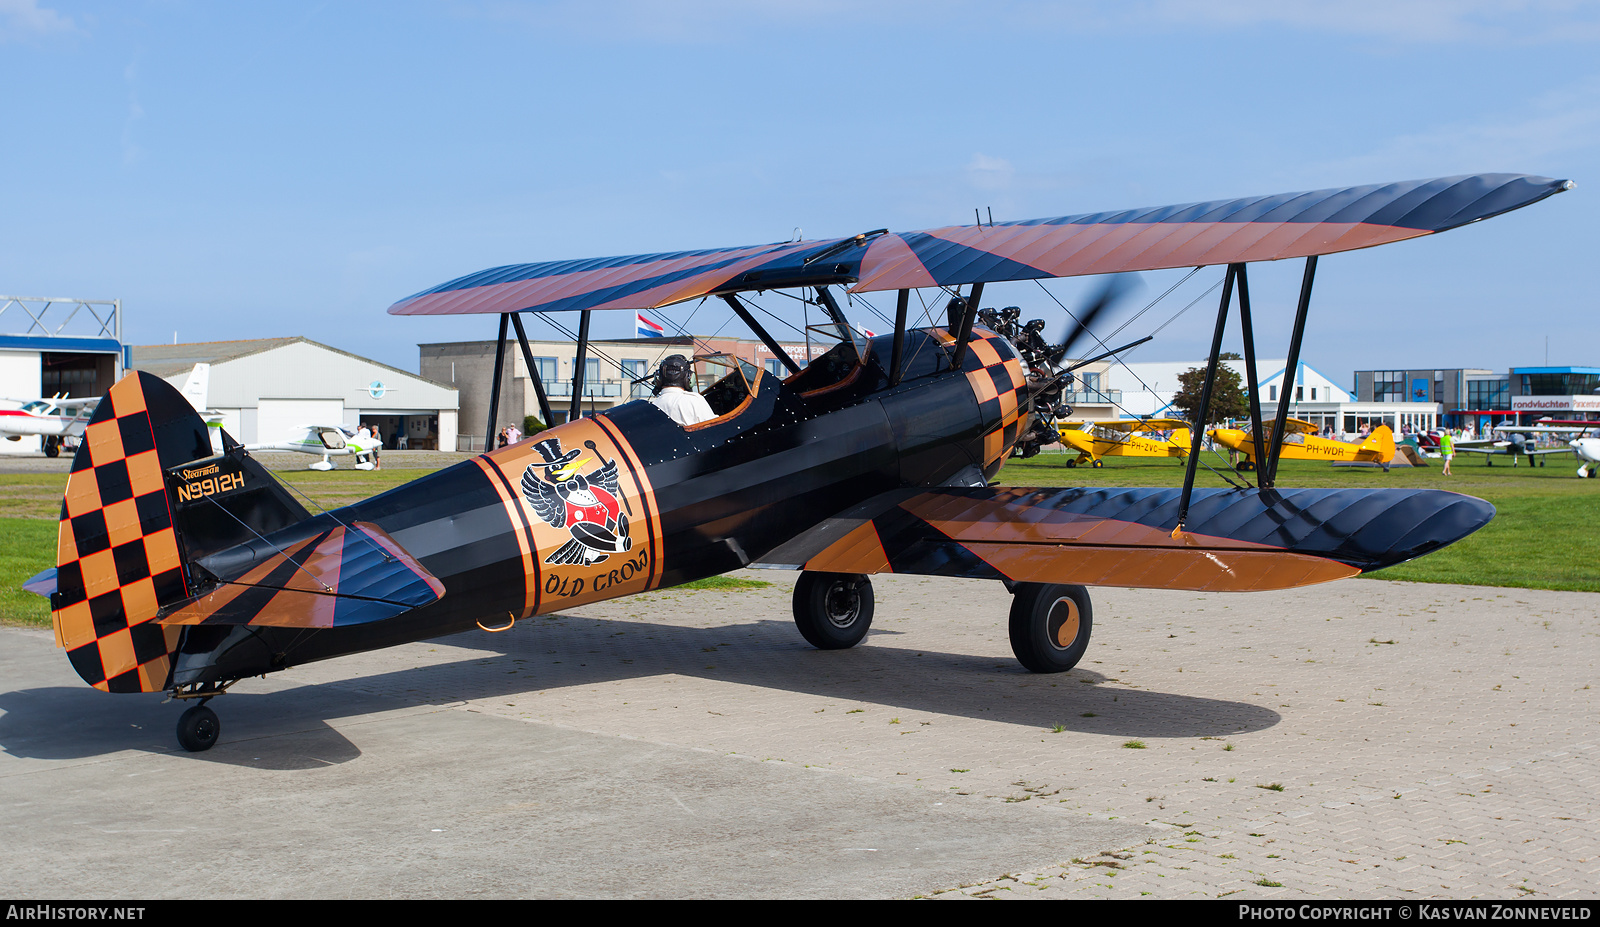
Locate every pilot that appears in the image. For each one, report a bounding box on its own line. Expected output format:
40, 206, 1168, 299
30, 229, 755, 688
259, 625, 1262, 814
649, 354, 716, 426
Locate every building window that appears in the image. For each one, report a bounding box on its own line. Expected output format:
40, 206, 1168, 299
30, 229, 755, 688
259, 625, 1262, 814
1521, 372, 1600, 395
1373, 371, 1406, 402
622, 359, 651, 398
1296, 385, 1304, 401
1269, 385, 1277, 401
765, 358, 786, 377
1467, 378, 1510, 409
532, 357, 557, 384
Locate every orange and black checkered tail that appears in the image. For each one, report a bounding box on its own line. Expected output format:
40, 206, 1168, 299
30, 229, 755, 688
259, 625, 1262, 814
51, 371, 240, 693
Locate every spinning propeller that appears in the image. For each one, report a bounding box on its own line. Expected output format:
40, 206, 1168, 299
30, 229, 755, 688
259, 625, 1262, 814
1043, 275, 1139, 369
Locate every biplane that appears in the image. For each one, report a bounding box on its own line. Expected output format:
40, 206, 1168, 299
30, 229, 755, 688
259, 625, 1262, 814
39, 173, 1571, 751
1057, 418, 1192, 468
1209, 419, 1396, 469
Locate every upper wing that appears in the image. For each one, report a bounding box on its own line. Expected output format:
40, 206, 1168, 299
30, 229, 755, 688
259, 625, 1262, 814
390, 174, 1570, 317
755, 484, 1493, 593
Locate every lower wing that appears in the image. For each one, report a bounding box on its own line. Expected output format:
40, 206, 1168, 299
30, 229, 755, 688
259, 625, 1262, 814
756, 485, 1493, 593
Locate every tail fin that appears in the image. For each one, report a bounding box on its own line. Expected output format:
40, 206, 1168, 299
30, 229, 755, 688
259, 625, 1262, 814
179, 363, 209, 413
1360, 425, 1396, 463
51, 371, 309, 693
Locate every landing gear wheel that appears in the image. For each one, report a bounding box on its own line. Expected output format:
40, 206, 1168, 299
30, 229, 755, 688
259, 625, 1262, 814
176, 704, 220, 752
43, 436, 59, 458
1091, 459, 1104, 468
1065, 459, 1077, 468
1237, 460, 1254, 471
1008, 583, 1093, 673
792, 571, 874, 650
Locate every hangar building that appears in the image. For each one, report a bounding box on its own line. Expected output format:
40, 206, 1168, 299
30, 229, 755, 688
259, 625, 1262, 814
0, 295, 124, 455
130, 337, 460, 451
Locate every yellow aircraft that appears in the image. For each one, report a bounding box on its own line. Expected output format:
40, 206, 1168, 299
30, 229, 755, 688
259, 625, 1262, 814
1208, 419, 1395, 469
1057, 418, 1193, 468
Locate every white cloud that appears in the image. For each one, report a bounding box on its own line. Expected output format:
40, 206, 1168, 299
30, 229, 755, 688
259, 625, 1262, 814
462, 0, 1600, 45
966, 153, 1016, 191
1307, 77, 1600, 178
0, 0, 74, 41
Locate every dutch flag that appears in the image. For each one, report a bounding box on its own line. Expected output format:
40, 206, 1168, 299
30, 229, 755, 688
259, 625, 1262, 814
637, 312, 665, 339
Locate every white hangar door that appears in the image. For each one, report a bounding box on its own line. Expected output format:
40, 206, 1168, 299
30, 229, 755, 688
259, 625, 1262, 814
256, 399, 345, 444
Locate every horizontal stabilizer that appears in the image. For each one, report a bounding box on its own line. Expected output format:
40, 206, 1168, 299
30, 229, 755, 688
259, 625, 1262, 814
161, 521, 444, 629
763, 485, 1493, 593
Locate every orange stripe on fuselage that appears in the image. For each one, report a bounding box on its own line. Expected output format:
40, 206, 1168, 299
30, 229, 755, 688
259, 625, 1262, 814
470, 456, 541, 619
475, 417, 662, 615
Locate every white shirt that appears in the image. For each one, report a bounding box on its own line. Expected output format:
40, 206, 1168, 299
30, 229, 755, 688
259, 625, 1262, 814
650, 387, 716, 426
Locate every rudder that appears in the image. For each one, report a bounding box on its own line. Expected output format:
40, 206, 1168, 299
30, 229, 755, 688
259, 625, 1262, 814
52, 372, 211, 692
50, 371, 311, 693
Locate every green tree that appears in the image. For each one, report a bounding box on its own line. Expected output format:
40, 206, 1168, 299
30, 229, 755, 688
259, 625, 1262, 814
1171, 365, 1248, 425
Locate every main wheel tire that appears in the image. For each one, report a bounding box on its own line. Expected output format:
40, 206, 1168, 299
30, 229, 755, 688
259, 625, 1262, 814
1091, 459, 1104, 468
1008, 583, 1093, 673
1065, 459, 1077, 468
792, 572, 874, 650
43, 437, 59, 458
176, 704, 220, 752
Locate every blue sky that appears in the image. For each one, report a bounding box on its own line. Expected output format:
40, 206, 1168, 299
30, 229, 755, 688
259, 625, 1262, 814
2, 1, 1596, 387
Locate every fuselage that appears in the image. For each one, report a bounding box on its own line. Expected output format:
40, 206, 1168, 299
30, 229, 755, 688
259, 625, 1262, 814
0, 398, 96, 438
1209, 426, 1392, 464
1059, 427, 1190, 462
169, 327, 1029, 687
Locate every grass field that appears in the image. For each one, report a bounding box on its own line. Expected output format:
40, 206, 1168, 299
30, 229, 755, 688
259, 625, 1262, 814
3, 446, 1593, 629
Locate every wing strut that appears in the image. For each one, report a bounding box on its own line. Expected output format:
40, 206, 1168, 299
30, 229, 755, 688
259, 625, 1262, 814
888, 288, 910, 386
569, 309, 593, 421
485, 312, 509, 451
510, 312, 555, 430
720, 295, 801, 375
1261, 257, 1318, 488
949, 282, 984, 370
1176, 264, 1237, 531
1236, 264, 1269, 479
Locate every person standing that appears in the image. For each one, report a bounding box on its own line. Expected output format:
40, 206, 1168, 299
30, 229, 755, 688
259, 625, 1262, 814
1440, 430, 1454, 476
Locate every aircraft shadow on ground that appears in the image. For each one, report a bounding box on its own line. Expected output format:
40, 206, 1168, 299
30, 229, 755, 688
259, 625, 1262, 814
0, 684, 366, 770
303, 612, 1280, 739
0, 612, 1278, 768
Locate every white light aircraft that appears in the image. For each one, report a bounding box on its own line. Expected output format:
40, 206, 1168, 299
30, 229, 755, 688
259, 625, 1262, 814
0, 394, 98, 456
247, 424, 382, 470
1454, 424, 1587, 469
1479, 422, 1600, 478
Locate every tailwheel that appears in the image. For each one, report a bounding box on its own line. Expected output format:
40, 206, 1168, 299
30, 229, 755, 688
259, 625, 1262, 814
1008, 583, 1093, 673
176, 703, 220, 752
792, 571, 874, 650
